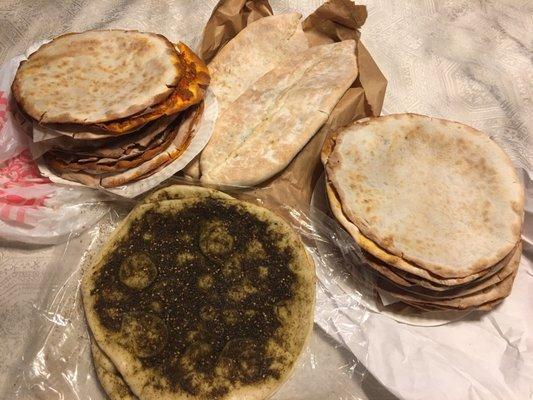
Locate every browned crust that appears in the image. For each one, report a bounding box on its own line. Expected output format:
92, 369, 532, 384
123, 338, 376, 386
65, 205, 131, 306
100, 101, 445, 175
369, 243, 520, 300
95, 42, 210, 134
12, 30, 182, 124
367, 242, 519, 294
48, 103, 203, 188
377, 259, 519, 310
100, 102, 203, 187
44, 116, 182, 174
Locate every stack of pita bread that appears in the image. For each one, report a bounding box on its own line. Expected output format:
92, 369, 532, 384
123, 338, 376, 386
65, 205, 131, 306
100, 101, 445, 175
184, 13, 359, 186
12, 30, 209, 188
323, 114, 525, 312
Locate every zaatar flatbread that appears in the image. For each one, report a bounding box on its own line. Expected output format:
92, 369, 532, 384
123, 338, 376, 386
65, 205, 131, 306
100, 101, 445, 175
326, 114, 524, 278
82, 194, 315, 399
142, 184, 233, 204
201, 40, 358, 186
13, 30, 181, 124
91, 186, 233, 399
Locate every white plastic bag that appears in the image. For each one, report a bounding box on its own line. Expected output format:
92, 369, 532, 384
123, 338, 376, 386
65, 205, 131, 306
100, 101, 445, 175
0, 150, 110, 244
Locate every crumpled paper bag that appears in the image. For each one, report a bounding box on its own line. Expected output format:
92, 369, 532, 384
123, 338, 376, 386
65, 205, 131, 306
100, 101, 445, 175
199, 0, 387, 210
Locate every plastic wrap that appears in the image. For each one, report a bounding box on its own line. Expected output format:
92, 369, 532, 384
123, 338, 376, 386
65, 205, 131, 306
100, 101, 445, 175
310, 173, 477, 327
7, 179, 370, 400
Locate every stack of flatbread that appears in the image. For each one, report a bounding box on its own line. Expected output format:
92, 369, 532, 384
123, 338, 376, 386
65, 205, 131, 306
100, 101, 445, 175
184, 13, 359, 186
82, 184, 315, 399
322, 113, 525, 312
12, 30, 209, 188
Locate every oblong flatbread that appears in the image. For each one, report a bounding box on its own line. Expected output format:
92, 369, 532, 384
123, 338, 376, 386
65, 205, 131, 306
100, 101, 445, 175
201, 40, 358, 186
13, 30, 181, 124
82, 194, 315, 399
185, 13, 309, 179
326, 114, 524, 278
208, 13, 308, 113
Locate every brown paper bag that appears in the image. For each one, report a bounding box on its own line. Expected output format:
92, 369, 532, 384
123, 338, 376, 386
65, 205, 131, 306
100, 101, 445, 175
200, 0, 273, 62
199, 0, 387, 210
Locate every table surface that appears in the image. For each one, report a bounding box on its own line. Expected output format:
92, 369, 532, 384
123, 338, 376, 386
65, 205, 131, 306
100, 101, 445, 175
0, 1, 531, 399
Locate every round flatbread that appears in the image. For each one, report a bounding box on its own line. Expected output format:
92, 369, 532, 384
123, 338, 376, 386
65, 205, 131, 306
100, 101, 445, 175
90, 185, 231, 399
82, 193, 315, 399
325, 181, 506, 286
48, 102, 203, 188
326, 114, 524, 278
368, 242, 520, 297
12, 30, 181, 124
377, 243, 521, 302
380, 269, 518, 311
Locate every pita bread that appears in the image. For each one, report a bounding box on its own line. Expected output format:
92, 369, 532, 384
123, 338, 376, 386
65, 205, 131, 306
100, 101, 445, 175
374, 242, 519, 293
38, 114, 176, 154
201, 40, 358, 186
325, 181, 505, 286
208, 13, 308, 113
82, 194, 315, 399
380, 269, 518, 310
44, 115, 180, 174
406, 298, 504, 312
184, 13, 308, 180
33, 121, 127, 141
96, 43, 210, 134
375, 243, 521, 301
12, 30, 181, 124
326, 114, 524, 278
100, 103, 203, 188
51, 103, 202, 188
48, 115, 176, 158
91, 340, 137, 400
183, 156, 201, 179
